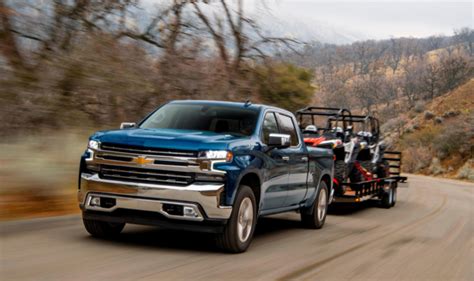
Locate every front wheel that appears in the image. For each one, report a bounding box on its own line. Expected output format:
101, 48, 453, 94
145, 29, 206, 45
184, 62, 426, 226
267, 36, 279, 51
216, 185, 257, 253
83, 218, 125, 238
301, 181, 329, 229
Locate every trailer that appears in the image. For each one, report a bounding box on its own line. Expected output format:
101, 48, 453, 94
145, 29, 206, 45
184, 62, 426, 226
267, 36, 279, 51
333, 151, 408, 208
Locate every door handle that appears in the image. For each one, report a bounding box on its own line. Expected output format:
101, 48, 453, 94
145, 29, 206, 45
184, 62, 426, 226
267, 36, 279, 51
301, 156, 308, 162
282, 156, 290, 161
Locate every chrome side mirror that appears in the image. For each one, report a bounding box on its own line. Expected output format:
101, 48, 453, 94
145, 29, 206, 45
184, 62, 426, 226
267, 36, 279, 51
120, 122, 136, 129
268, 133, 291, 149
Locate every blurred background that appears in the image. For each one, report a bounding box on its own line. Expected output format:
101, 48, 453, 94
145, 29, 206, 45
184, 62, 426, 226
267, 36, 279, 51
0, 0, 472, 220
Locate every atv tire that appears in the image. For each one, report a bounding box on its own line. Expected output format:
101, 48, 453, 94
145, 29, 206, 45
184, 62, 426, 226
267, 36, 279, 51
360, 160, 374, 174
334, 160, 346, 195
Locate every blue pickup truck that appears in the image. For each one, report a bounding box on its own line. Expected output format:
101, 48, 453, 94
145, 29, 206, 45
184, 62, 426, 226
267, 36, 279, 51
78, 100, 334, 252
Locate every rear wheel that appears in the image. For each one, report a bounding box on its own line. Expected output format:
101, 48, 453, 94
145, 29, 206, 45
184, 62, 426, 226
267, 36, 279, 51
83, 218, 125, 238
391, 186, 397, 207
216, 185, 256, 253
380, 187, 394, 209
301, 181, 329, 229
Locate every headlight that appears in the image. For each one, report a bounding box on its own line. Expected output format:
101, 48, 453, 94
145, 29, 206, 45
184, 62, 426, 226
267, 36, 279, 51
198, 150, 233, 162
88, 140, 99, 150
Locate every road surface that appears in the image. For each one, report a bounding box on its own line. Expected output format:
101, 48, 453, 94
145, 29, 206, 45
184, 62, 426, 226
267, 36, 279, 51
1, 174, 473, 280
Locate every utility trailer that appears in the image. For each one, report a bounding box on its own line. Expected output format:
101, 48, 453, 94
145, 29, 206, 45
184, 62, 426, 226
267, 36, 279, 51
295, 105, 408, 208
333, 151, 408, 208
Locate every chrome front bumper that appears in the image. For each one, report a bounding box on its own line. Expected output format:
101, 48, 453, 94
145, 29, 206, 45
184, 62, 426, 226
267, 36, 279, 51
78, 173, 232, 221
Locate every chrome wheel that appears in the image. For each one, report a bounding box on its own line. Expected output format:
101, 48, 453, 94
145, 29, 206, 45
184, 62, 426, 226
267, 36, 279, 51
317, 188, 327, 221
237, 197, 254, 243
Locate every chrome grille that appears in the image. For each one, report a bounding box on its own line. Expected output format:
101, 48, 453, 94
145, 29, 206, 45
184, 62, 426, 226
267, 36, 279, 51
100, 143, 198, 157
99, 165, 195, 186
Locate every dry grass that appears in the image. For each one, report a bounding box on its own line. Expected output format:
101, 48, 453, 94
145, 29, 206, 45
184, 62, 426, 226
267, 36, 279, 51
396, 79, 474, 180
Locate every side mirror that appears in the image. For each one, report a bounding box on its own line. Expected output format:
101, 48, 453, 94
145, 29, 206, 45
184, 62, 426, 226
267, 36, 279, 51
120, 122, 136, 129
268, 133, 291, 149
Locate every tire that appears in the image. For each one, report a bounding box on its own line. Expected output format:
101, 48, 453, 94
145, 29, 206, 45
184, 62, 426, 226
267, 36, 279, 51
376, 160, 390, 178
216, 185, 257, 253
380, 188, 393, 209
349, 165, 364, 183
391, 186, 397, 207
301, 181, 329, 229
334, 160, 346, 195
83, 218, 125, 238
360, 160, 374, 174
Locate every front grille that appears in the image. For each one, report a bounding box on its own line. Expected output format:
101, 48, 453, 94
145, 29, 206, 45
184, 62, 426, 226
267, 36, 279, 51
100, 142, 198, 158
99, 165, 195, 186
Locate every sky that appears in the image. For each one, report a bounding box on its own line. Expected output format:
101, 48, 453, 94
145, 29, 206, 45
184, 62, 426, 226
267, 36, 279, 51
142, 0, 473, 42
255, 0, 473, 39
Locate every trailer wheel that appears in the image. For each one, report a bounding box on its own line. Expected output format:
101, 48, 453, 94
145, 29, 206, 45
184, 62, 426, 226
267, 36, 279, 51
391, 186, 397, 207
301, 181, 328, 229
380, 187, 394, 209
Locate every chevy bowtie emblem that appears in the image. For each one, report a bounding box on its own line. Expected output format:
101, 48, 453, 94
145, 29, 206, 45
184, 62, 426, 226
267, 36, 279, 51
134, 156, 153, 165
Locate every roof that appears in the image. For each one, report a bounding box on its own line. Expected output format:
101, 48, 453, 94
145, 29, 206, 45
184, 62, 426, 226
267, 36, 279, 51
168, 100, 286, 113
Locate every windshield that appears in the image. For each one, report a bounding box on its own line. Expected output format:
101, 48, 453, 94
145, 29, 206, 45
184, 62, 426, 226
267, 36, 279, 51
140, 103, 259, 136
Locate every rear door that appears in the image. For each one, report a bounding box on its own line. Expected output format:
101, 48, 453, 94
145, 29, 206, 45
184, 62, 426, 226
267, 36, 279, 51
276, 113, 309, 207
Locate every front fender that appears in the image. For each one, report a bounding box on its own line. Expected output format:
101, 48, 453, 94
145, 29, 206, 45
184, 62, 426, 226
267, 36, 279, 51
213, 153, 264, 207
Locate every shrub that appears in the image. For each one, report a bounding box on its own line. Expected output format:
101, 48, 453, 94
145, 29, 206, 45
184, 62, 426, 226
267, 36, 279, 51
402, 146, 432, 173
424, 111, 435, 120
414, 101, 425, 113
381, 117, 406, 134
434, 117, 443, 124
442, 110, 461, 118
255, 64, 315, 112
401, 125, 441, 148
456, 160, 474, 181
429, 157, 445, 175
432, 125, 471, 160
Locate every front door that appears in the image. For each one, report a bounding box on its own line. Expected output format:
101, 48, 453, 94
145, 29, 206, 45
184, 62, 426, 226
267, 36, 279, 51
260, 112, 290, 210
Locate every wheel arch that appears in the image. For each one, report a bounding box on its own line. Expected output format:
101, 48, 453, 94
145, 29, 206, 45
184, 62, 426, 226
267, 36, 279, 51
234, 171, 262, 212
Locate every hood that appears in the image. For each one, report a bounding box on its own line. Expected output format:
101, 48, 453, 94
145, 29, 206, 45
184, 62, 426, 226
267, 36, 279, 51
91, 128, 246, 151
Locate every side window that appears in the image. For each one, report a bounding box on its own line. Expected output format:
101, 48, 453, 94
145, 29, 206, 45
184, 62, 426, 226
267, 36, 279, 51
277, 114, 299, 146
261, 112, 279, 144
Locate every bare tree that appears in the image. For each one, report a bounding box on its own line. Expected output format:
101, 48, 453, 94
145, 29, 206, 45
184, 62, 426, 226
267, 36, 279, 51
419, 59, 441, 100
439, 53, 471, 92
399, 62, 423, 108
454, 27, 474, 57
386, 38, 404, 74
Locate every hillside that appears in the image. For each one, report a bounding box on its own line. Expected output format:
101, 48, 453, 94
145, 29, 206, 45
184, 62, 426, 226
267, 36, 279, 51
383, 79, 474, 181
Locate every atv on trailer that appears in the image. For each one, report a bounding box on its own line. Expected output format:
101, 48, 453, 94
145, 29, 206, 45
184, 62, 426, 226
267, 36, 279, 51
296, 107, 407, 208
343, 115, 386, 182
296, 107, 361, 195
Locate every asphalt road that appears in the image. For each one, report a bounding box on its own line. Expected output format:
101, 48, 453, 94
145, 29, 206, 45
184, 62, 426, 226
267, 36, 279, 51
1, 174, 473, 280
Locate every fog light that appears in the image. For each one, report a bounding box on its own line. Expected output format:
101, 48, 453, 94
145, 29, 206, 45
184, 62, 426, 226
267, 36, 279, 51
183, 206, 198, 218
90, 196, 101, 206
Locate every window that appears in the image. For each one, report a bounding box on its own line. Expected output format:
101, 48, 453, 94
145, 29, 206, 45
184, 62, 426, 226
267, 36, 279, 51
140, 103, 258, 136
277, 114, 299, 146
261, 112, 279, 144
